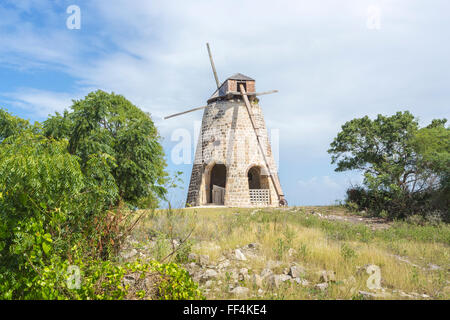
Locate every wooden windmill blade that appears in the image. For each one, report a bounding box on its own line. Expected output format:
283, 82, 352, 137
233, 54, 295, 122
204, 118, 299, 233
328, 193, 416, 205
247, 90, 278, 96
164, 105, 209, 120
206, 43, 220, 89
238, 83, 287, 206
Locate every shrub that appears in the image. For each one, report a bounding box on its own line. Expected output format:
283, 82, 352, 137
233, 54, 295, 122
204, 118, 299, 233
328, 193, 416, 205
0, 98, 178, 299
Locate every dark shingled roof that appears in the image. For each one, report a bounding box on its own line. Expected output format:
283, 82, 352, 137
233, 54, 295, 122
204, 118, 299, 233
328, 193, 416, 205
226, 73, 254, 81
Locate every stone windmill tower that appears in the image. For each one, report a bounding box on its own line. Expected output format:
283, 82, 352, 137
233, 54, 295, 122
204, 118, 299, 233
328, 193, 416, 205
165, 44, 286, 207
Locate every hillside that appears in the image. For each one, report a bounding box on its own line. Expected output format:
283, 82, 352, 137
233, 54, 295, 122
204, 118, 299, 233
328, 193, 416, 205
122, 206, 450, 300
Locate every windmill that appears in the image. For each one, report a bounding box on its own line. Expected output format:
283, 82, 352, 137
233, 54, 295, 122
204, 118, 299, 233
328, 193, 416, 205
165, 43, 287, 207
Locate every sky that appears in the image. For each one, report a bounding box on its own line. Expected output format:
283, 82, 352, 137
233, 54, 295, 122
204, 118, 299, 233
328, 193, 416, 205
0, 0, 449, 207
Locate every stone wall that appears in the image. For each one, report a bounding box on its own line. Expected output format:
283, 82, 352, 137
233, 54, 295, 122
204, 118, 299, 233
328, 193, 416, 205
186, 98, 282, 207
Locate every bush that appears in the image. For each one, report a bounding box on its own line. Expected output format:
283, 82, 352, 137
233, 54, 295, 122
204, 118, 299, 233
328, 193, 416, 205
0, 93, 185, 300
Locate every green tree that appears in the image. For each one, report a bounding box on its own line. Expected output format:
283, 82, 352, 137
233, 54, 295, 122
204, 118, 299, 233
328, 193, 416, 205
43, 90, 167, 206
0, 109, 31, 141
329, 111, 449, 219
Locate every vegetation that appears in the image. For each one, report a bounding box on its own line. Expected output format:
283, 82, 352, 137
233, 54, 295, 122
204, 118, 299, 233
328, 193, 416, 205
0, 92, 202, 300
328, 111, 449, 221
135, 206, 449, 300
43, 90, 167, 207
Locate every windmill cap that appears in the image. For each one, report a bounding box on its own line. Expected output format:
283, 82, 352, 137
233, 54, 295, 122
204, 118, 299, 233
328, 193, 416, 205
226, 73, 255, 81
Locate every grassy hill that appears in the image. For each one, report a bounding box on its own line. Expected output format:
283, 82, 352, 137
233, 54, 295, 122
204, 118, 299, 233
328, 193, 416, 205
125, 206, 450, 300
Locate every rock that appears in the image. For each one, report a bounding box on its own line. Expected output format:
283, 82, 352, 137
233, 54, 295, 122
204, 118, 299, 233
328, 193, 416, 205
315, 282, 328, 291
230, 286, 249, 296
289, 266, 305, 278
293, 278, 309, 286
218, 260, 231, 269
279, 274, 291, 282
234, 249, 247, 261
203, 269, 218, 279
188, 253, 198, 262
252, 274, 263, 288
238, 268, 249, 281
319, 270, 336, 283
283, 268, 290, 275
261, 268, 273, 278
267, 274, 290, 288
123, 275, 136, 287
205, 280, 213, 288
121, 248, 138, 260
199, 255, 209, 266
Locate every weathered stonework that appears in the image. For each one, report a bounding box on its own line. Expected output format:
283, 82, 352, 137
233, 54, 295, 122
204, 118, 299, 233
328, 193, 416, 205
186, 92, 284, 207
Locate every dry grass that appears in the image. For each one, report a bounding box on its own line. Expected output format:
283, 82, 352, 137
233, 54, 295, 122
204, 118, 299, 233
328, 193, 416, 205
135, 206, 449, 300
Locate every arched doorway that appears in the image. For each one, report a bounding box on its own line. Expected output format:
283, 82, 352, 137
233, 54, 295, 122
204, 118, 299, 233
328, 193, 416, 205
247, 166, 261, 189
247, 165, 270, 205
209, 164, 226, 204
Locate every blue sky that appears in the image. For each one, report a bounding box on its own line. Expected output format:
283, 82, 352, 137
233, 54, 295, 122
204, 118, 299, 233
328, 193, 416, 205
1, 0, 449, 207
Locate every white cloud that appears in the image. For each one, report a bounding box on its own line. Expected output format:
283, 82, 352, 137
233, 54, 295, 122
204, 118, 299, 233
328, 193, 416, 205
1, 89, 79, 119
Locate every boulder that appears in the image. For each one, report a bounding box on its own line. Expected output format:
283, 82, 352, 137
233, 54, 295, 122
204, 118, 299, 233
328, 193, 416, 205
267, 274, 291, 288
199, 254, 209, 266
230, 286, 249, 296
279, 274, 292, 282
289, 265, 305, 278
203, 269, 218, 280
234, 249, 247, 261
292, 278, 309, 286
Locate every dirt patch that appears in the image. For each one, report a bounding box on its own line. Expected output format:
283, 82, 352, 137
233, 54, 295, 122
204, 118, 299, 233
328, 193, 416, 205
299, 206, 392, 230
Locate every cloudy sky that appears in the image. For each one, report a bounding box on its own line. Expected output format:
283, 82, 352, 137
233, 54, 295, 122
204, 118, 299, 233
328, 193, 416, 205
1, 0, 449, 207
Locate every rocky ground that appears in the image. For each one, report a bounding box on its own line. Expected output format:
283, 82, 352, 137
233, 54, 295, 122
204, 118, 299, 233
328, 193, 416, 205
119, 206, 449, 300
120, 236, 441, 300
